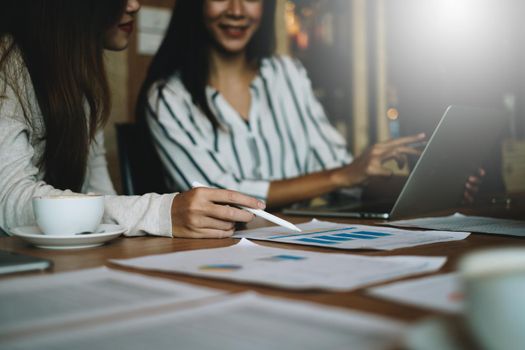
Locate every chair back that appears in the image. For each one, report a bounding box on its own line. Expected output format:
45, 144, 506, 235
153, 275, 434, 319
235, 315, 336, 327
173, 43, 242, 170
115, 122, 168, 195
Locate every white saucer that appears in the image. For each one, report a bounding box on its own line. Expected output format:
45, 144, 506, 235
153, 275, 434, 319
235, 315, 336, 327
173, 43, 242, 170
9, 224, 125, 250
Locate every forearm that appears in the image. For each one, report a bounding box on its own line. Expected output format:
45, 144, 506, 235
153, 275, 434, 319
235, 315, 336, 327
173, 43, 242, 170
104, 193, 175, 237
266, 165, 361, 208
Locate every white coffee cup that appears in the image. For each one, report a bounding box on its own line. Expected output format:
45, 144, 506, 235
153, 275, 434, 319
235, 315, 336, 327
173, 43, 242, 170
459, 248, 525, 350
32, 195, 104, 235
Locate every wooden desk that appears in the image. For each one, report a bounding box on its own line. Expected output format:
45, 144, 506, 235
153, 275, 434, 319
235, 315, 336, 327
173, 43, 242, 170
2, 214, 524, 324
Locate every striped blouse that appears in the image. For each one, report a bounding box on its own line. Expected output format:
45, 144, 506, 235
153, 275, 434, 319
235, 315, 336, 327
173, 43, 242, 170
146, 56, 352, 200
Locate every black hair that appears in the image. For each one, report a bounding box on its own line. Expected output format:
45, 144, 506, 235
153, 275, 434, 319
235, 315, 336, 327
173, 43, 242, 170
137, 0, 276, 128
0, 0, 126, 191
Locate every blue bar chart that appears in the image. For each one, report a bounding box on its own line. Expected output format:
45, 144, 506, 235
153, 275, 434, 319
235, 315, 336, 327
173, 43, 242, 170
236, 220, 470, 251
268, 227, 393, 246
294, 227, 392, 245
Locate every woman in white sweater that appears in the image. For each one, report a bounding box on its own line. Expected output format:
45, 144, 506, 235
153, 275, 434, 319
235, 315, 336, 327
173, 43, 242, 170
0, 0, 264, 238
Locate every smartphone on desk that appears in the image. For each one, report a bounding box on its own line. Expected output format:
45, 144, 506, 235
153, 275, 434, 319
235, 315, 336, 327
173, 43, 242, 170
0, 250, 52, 275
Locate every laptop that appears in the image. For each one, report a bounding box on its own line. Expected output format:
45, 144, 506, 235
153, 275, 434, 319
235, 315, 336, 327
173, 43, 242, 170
283, 105, 505, 220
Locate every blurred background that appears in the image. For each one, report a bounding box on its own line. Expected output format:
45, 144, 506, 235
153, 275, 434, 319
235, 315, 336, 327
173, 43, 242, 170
105, 0, 525, 196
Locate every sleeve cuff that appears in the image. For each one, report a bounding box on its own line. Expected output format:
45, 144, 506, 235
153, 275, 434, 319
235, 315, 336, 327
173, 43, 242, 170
158, 192, 177, 237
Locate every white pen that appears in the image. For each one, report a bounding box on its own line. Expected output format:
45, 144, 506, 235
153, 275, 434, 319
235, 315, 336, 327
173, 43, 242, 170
191, 181, 302, 232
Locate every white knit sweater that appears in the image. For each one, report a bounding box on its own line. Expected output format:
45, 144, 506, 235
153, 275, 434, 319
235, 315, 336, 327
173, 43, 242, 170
0, 44, 175, 237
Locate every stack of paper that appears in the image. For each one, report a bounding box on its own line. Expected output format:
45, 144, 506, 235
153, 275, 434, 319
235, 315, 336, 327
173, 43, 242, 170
0, 267, 222, 338
0, 293, 407, 350
235, 219, 470, 250
111, 239, 446, 291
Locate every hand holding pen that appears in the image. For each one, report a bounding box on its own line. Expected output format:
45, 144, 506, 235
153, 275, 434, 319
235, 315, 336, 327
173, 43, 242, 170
170, 184, 267, 238
192, 182, 301, 232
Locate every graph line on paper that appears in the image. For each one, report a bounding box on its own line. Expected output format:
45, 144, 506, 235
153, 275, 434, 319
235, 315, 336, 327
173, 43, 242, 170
258, 255, 307, 262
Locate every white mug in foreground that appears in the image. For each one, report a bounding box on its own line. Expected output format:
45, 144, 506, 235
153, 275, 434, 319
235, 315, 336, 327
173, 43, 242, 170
32, 195, 105, 235
459, 248, 525, 350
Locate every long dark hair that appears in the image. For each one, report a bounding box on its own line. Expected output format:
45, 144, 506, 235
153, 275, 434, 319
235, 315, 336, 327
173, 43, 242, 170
0, 0, 126, 192
137, 0, 276, 128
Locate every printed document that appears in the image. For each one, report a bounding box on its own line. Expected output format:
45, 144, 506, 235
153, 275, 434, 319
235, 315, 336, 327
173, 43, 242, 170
0, 267, 222, 337
235, 219, 469, 250
385, 213, 525, 237
0, 293, 407, 350
111, 239, 446, 291
368, 273, 463, 313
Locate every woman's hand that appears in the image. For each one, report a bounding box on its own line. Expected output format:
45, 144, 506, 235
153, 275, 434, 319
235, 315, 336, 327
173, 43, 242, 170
170, 188, 265, 238
463, 168, 485, 204
332, 133, 426, 187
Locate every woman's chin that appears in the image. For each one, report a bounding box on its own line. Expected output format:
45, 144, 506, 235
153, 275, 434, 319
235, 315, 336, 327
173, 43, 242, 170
103, 33, 131, 51
214, 43, 249, 57
105, 43, 129, 52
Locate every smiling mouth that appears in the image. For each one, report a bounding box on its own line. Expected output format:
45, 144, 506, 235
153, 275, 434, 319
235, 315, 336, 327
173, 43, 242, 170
118, 21, 134, 34
218, 24, 250, 38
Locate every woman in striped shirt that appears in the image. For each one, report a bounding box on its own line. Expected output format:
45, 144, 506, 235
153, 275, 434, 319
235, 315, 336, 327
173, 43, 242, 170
137, 0, 441, 208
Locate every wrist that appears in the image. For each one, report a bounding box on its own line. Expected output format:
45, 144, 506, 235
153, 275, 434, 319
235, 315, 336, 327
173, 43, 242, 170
329, 167, 350, 188
329, 164, 366, 188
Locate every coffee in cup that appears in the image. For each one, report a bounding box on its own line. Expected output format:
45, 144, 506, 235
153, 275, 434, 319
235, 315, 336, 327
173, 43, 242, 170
32, 194, 104, 235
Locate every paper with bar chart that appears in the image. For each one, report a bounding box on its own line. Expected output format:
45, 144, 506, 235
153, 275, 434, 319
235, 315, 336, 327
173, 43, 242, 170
235, 219, 469, 251
111, 239, 446, 291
